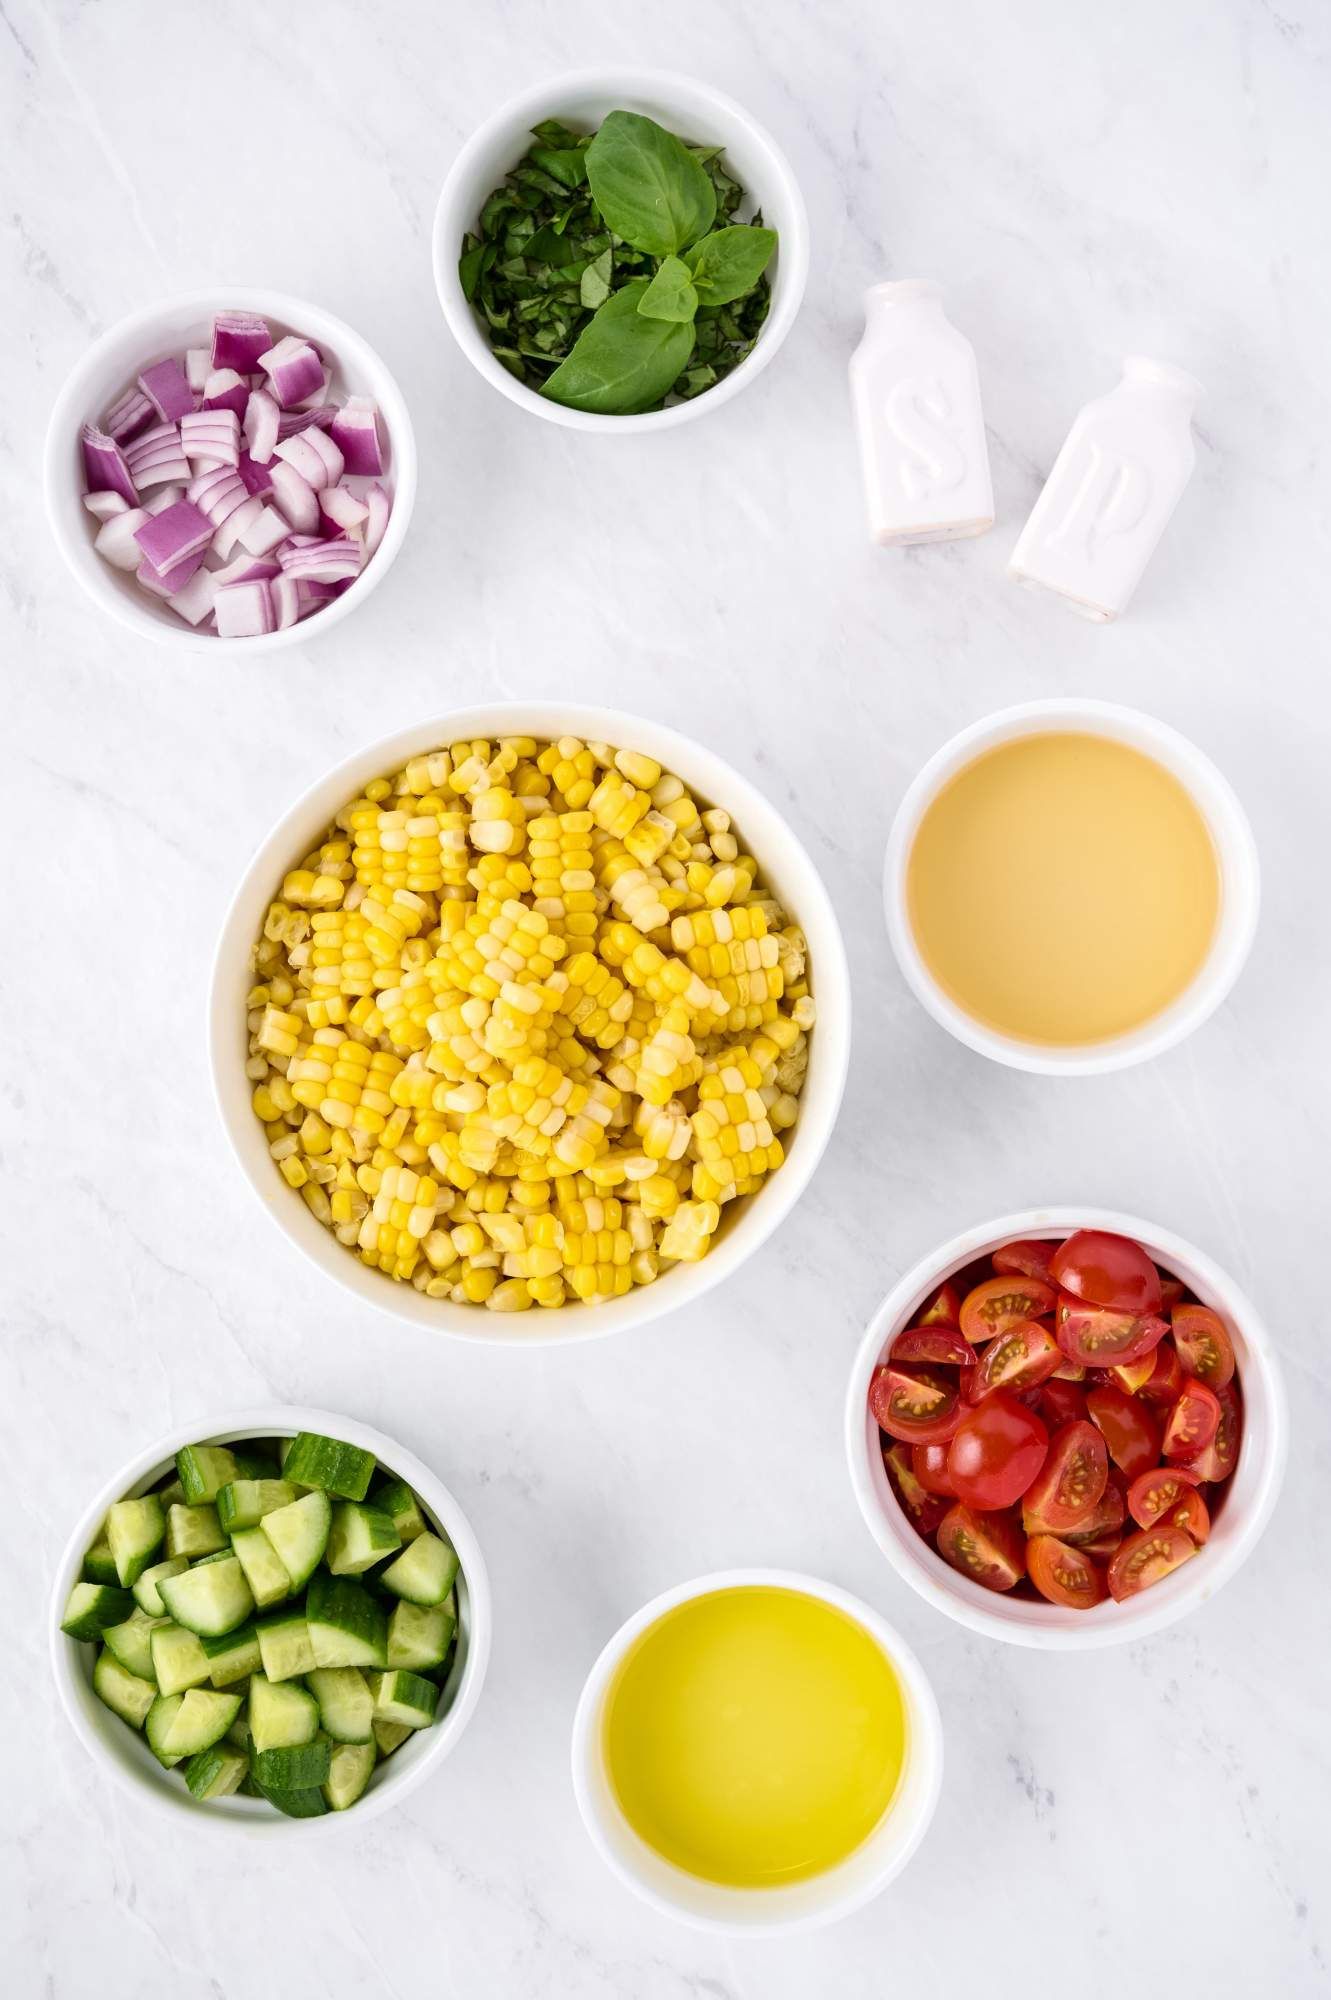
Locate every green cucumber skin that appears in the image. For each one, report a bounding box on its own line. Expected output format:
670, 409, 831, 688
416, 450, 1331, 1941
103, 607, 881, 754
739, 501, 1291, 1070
373, 1669, 440, 1729
176, 1445, 239, 1506
92, 1649, 157, 1730
107, 1495, 166, 1586
165, 1503, 226, 1560
184, 1744, 248, 1800
373, 1479, 427, 1544
132, 1556, 189, 1617
201, 1623, 262, 1687
281, 1433, 376, 1501
326, 1502, 401, 1577
380, 1530, 461, 1607
252, 1739, 332, 1791
306, 1574, 388, 1670
217, 1478, 297, 1534
255, 1780, 328, 1818
324, 1740, 377, 1810
103, 1609, 167, 1681
81, 1540, 121, 1587
60, 1582, 134, 1641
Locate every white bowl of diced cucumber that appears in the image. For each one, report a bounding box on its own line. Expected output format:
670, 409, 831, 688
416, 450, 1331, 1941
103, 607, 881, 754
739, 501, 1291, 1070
50, 1408, 491, 1830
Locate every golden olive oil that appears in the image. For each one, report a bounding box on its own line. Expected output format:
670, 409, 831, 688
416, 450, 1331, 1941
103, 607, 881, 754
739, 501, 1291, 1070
602, 1585, 907, 1888
906, 731, 1220, 1045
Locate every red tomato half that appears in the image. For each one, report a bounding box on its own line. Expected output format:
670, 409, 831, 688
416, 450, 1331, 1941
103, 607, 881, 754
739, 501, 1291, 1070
869, 1364, 962, 1445
968, 1319, 1061, 1399
1039, 1378, 1088, 1428
1183, 1382, 1242, 1482
1127, 1464, 1203, 1529
1056, 1296, 1168, 1368
1158, 1275, 1186, 1312
917, 1282, 962, 1329
959, 1274, 1057, 1344
1085, 1383, 1162, 1478
1055, 1479, 1126, 1546
882, 1442, 950, 1538
1163, 1487, 1211, 1545
1171, 1304, 1236, 1391
1021, 1420, 1108, 1532
946, 1391, 1048, 1511
890, 1325, 977, 1369
1109, 1353, 1156, 1396
1137, 1340, 1184, 1407
992, 1239, 1057, 1283
936, 1504, 1026, 1592
911, 1441, 957, 1497
1078, 1528, 1125, 1560
1162, 1378, 1221, 1461
1051, 1230, 1163, 1314
1108, 1525, 1198, 1601
1027, 1534, 1108, 1609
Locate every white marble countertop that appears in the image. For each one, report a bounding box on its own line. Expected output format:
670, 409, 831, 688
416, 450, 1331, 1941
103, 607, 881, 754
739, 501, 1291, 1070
5, 1, 1329, 1993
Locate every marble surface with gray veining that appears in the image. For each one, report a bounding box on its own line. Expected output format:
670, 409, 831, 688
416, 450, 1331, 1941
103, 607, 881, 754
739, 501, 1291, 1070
3, 1, 1329, 1994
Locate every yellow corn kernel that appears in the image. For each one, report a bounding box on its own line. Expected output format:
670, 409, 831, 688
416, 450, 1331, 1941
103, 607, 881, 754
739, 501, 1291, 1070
659, 1199, 720, 1261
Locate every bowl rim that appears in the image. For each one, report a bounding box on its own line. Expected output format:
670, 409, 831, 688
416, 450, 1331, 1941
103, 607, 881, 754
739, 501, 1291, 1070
431, 66, 810, 434
569, 1566, 943, 1933
844, 1206, 1289, 1650
43, 285, 418, 655
49, 1404, 491, 1832
208, 701, 851, 1346
882, 698, 1261, 1074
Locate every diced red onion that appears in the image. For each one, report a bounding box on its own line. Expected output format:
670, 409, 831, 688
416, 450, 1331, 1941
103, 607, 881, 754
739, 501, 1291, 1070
167, 562, 220, 626
272, 575, 301, 629
139, 357, 196, 423
210, 550, 282, 587
259, 334, 325, 409
144, 484, 186, 516
125, 422, 190, 488
81, 425, 138, 506
237, 452, 274, 498
214, 577, 275, 637
83, 490, 130, 521
185, 348, 211, 393
181, 408, 241, 467
212, 311, 272, 374
277, 535, 361, 583
105, 387, 155, 444
329, 397, 384, 477
239, 504, 291, 556
267, 460, 319, 534
203, 369, 250, 418
244, 388, 280, 464
139, 545, 206, 597
273, 427, 343, 490
320, 483, 370, 532
276, 403, 335, 441
213, 495, 265, 558
188, 467, 251, 531
95, 509, 152, 569
363, 483, 391, 558
133, 498, 214, 575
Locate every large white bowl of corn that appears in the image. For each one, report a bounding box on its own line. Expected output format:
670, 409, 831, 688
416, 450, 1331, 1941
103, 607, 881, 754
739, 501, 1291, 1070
211, 706, 850, 1342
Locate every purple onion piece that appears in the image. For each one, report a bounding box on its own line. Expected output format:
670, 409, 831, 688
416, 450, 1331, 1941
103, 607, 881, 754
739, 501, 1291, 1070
328, 396, 384, 477
81, 425, 138, 505
244, 388, 280, 464
105, 387, 155, 444
138, 544, 206, 597
258, 334, 325, 409
212, 311, 272, 374
237, 452, 275, 499
133, 498, 214, 574
363, 484, 391, 557
139, 357, 197, 423
214, 576, 274, 637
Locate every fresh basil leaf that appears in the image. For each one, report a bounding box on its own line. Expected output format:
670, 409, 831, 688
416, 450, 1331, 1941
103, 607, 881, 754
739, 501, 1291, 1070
541, 278, 695, 413
585, 110, 716, 256
683, 226, 777, 306
458, 238, 490, 302
580, 246, 613, 310
637, 254, 699, 323
530, 146, 588, 190
530, 118, 584, 148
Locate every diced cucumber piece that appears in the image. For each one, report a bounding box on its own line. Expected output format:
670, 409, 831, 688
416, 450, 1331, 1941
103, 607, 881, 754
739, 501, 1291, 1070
231, 1526, 292, 1608
176, 1444, 239, 1505
326, 1502, 400, 1576
325, 1740, 376, 1810
154, 1475, 185, 1507
60, 1581, 134, 1640
165, 1503, 226, 1559
374, 1478, 427, 1544
147, 1687, 241, 1763
373, 1669, 439, 1729
255, 1779, 328, 1818
232, 1445, 280, 1479
82, 1538, 121, 1586
248, 1673, 318, 1753
150, 1622, 211, 1697
387, 1594, 456, 1672
225, 1707, 251, 1749
107, 1495, 165, 1586
93, 1648, 157, 1729
184, 1744, 248, 1800
192, 1548, 233, 1566
259, 1490, 331, 1589
132, 1556, 189, 1617
306, 1667, 374, 1744
252, 1738, 332, 1791
257, 1610, 317, 1682
157, 1556, 254, 1638
380, 1530, 459, 1607
201, 1622, 261, 1687
217, 1478, 297, 1534
281, 1432, 376, 1501
373, 1717, 413, 1756
307, 1574, 387, 1670
103, 1607, 167, 1681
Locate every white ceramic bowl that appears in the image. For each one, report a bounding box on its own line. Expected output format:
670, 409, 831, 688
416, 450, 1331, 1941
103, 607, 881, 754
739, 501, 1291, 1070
433, 69, 809, 433
570, 1569, 942, 1932
845, 1208, 1287, 1650
50, 1405, 490, 1831
210, 703, 850, 1345
44, 288, 417, 654
883, 699, 1260, 1074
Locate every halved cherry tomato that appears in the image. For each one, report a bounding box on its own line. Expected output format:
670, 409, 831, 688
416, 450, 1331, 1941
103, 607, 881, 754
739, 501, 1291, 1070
946, 1391, 1048, 1511
1020, 1419, 1108, 1531
967, 1319, 1061, 1399
1027, 1534, 1108, 1609
1051, 1230, 1163, 1314
916, 1281, 962, 1329
1107, 1525, 1198, 1601
1077, 1528, 1125, 1560
1158, 1275, 1186, 1312
1137, 1339, 1184, 1406
1030, 1467, 1123, 1542
1109, 1352, 1156, 1396
1051, 1355, 1087, 1381
882, 1442, 950, 1538
936, 1504, 1026, 1592
1038, 1378, 1088, 1428
1171, 1303, 1236, 1391
1056, 1296, 1168, 1368
959, 1274, 1057, 1345
1127, 1464, 1203, 1529
1163, 1486, 1210, 1545
890, 1325, 977, 1369
1085, 1382, 1162, 1478
911, 1441, 956, 1497
992, 1239, 1057, 1283
1183, 1382, 1241, 1482
869, 1364, 962, 1445
1162, 1378, 1221, 1461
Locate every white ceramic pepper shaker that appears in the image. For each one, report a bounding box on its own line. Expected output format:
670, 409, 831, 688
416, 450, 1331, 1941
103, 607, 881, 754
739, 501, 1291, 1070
1009, 356, 1202, 621
849, 280, 994, 546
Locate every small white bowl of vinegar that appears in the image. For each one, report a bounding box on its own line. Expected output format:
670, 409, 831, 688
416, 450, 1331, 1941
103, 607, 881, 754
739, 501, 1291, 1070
884, 699, 1260, 1075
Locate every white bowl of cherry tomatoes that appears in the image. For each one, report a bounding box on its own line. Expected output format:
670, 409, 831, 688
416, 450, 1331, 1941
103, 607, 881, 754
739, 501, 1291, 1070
844, 1209, 1287, 1649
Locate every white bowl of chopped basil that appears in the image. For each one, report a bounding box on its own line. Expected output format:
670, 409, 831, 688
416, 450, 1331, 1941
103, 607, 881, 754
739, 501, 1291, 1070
433, 69, 809, 430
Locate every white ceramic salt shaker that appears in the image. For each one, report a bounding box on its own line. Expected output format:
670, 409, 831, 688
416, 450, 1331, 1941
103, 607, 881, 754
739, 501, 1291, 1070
849, 280, 994, 546
1009, 357, 1201, 620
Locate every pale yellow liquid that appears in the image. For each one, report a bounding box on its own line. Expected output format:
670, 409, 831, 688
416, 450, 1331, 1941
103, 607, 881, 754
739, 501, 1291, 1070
906, 732, 1220, 1046
602, 1586, 906, 1888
